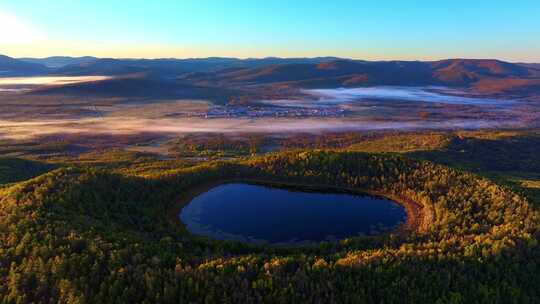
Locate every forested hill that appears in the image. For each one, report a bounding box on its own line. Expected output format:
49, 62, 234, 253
1, 151, 538, 303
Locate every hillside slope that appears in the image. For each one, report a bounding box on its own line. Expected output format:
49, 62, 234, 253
183, 59, 540, 97
0, 55, 49, 76
29, 74, 241, 104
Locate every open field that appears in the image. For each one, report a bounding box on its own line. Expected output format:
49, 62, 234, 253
0, 76, 539, 144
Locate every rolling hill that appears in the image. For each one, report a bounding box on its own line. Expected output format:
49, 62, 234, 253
29, 74, 241, 104
188, 59, 535, 85
519, 63, 540, 69
50, 57, 343, 76
182, 58, 540, 97
0, 55, 50, 76
11, 55, 540, 100
430, 59, 532, 85
19, 56, 98, 68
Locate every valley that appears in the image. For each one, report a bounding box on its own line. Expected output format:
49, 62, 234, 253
1, 56, 539, 146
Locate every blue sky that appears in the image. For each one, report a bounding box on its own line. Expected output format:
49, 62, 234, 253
1, 0, 539, 61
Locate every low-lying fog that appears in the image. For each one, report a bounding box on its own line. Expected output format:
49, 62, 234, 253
304, 86, 512, 105
0, 84, 537, 141
0, 76, 110, 92
260, 86, 516, 111
0, 76, 109, 86
0, 116, 528, 140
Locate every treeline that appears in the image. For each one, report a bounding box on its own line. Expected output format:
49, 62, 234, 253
170, 134, 266, 158
0, 151, 538, 303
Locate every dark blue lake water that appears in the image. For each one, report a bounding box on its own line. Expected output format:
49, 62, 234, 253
179, 183, 406, 244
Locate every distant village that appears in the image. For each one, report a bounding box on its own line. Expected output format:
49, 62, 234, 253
177, 105, 347, 119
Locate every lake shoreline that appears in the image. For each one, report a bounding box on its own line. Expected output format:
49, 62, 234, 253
168, 178, 426, 246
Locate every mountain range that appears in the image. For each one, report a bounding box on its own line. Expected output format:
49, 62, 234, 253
1, 54, 539, 100
185, 58, 537, 86
0, 55, 50, 76
18, 56, 99, 68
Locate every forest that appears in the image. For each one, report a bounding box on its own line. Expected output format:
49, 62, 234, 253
1, 147, 539, 303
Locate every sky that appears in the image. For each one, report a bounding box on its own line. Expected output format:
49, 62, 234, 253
1, 0, 539, 62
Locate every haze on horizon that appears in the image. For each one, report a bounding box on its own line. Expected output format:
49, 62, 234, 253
1, 0, 540, 62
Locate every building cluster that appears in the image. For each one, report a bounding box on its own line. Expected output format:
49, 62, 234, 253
200, 106, 346, 118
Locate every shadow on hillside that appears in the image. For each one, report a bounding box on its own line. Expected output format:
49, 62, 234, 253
407, 135, 540, 175
0, 157, 55, 185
